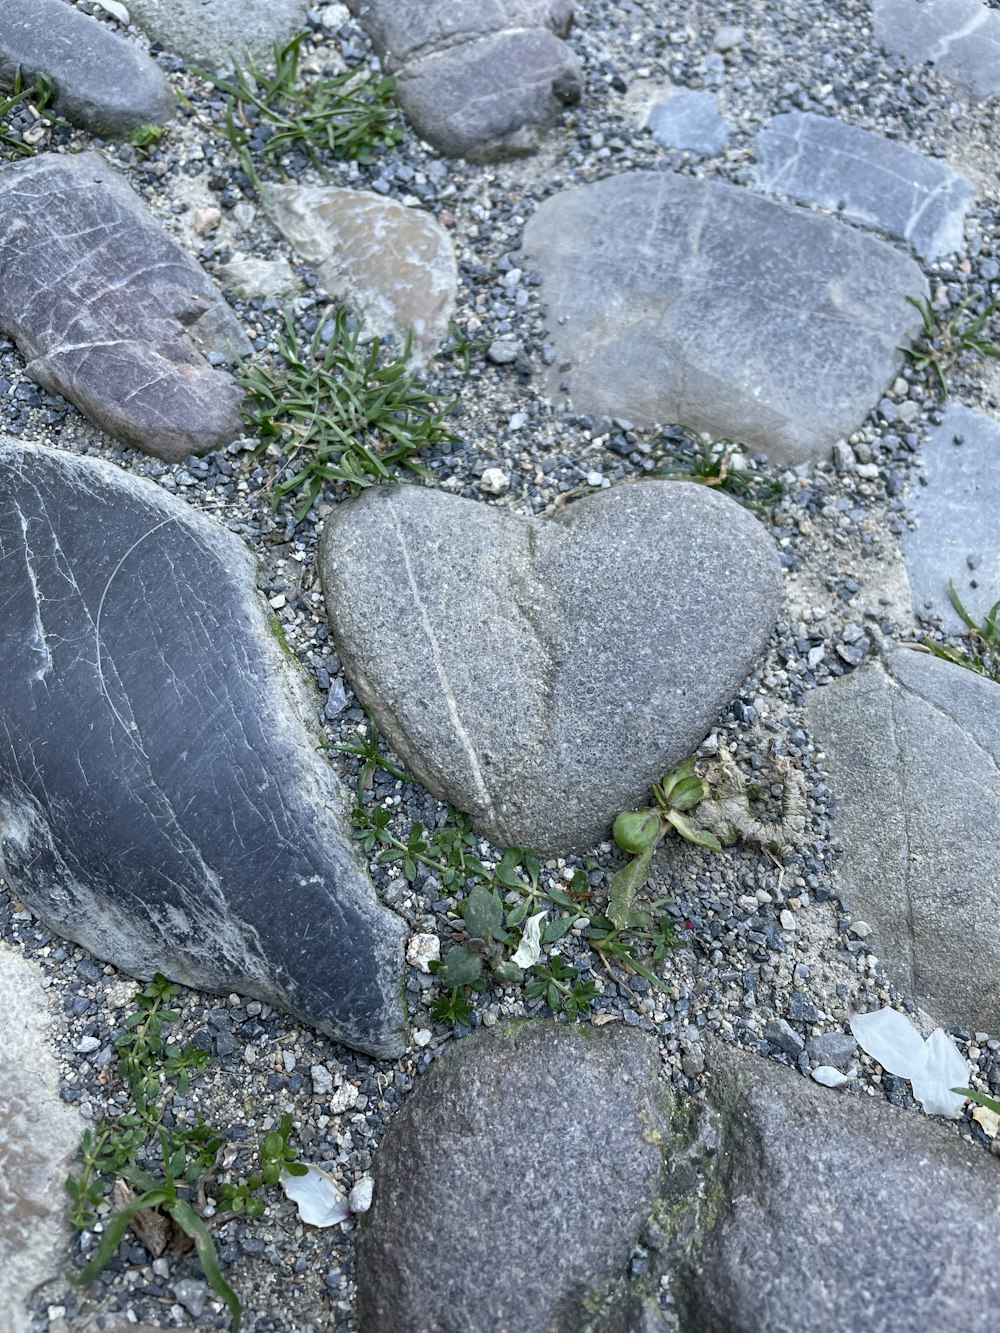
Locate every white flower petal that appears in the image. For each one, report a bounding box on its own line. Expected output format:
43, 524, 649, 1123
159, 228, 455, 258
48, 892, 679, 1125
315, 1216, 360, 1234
95, 0, 130, 22
910, 1028, 968, 1118
511, 911, 546, 968
281, 1165, 350, 1227
849, 1007, 929, 1080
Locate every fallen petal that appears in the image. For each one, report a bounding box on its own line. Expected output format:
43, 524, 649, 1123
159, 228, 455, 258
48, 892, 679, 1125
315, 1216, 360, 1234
281, 1165, 350, 1227
910, 1028, 968, 1118
849, 1007, 928, 1080
511, 912, 546, 969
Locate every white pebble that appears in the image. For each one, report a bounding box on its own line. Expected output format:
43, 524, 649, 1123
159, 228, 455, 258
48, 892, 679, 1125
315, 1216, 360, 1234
478, 467, 510, 495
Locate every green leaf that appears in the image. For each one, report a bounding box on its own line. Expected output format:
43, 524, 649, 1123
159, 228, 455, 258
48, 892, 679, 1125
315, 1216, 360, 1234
432, 946, 483, 988
542, 915, 573, 944
666, 775, 708, 811
608, 844, 656, 930
462, 885, 506, 942
491, 960, 524, 985
952, 1087, 1000, 1116
170, 1199, 243, 1333
665, 809, 722, 851
71, 1188, 171, 1284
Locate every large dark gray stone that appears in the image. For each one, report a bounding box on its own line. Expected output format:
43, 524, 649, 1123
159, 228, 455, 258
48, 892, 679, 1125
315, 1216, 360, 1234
872, 0, 1000, 101
679, 1043, 1000, 1332
806, 645, 1000, 1031
355, 1022, 668, 1333
318, 481, 781, 856
345, 0, 582, 160
521, 171, 927, 465
756, 111, 975, 261
0, 0, 174, 136
902, 402, 1000, 634
126, 0, 310, 68
0, 152, 246, 463
0, 443, 407, 1058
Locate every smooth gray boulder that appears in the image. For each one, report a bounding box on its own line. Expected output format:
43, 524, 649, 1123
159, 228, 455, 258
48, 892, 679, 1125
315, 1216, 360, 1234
756, 111, 975, 261
126, 0, 309, 69
0, 0, 174, 136
0, 152, 246, 463
319, 481, 781, 855
0, 443, 407, 1058
645, 90, 730, 155
521, 171, 927, 464
355, 1022, 668, 1333
0, 946, 83, 1326
678, 1043, 1000, 1332
345, 0, 583, 160
872, 0, 1000, 101
806, 645, 1000, 1031
902, 402, 1000, 634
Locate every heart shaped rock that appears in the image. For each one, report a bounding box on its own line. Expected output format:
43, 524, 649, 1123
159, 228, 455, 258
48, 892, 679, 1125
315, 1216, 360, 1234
319, 482, 781, 855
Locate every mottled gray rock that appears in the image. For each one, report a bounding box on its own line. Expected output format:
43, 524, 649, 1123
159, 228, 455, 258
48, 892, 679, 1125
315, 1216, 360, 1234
0, 443, 407, 1058
873, 0, 1000, 101
356, 1022, 668, 1333
0, 0, 174, 136
806, 1031, 857, 1070
522, 171, 926, 464
126, 0, 309, 68
319, 481, 781, 855
645, 90, 730, 155
0, 946, 83, 1325
902, 403, 1000, 634
678, 1044, 1000, 1332
756, 112, 975, 261
0, 153, 246, 463
265, 186, 456, 360
345, 0, 582, 160
213, 257, 300, 301
763, 1017, 805, 1056
807, 645, 1000, 1031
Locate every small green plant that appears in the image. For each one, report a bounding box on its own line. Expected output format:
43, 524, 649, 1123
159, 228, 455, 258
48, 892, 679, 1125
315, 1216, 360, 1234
0, 70, 57, 160
129, 122, 164, 155
952, 1086, 1000, 1116
205, 31, 402, 189
66, 975, 306, 1332
921, 580, 1000, 682
525, 955, 598, 1018
441, 320, 490, 374
648, 431, 785, 511
901, 293, 1000, 398
239, 306, 457, 516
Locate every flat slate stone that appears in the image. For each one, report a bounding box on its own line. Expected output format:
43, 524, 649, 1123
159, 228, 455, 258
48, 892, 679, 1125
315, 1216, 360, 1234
0, 946, 83, 1325
0, 0, 174, 136
345, 0, 583, 161
645, 90, 730, 155
318, 481, 781, 855
521, 171, 927, 464
756, 112, 975, 261
0, 152, 247, 463
0, 443, 407, 1058
213, 256, 300, 301
126, 0, 310, 69
679, 1043, 1000, 1332
355, 1022, 668, 1333
265, 186, 457, 361
901, 402, 1000, 634
872, 0, 1000, 101
806, 645, 1000, 1031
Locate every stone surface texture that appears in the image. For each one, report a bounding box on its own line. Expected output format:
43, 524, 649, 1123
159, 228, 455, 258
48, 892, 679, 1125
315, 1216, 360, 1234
0, 946, 83, 1325
355, 1022, 668, 1333
645, 91, 729, 155
873, 0, 1000, 100
0, 443, 407, 1058
681, 1043, 1000, 1332
345, 0, 583, 160
902, 402, 1000, 634
0, 0, 174, 136
126, 0, 310, 69
213, 256, 300, 301
319, 481, 782, 855
265, 186, 456, 360
0, 152, 247, 463
756, 111, 976, 261
521, 171, 927, 464
806, 646, 1000, 1031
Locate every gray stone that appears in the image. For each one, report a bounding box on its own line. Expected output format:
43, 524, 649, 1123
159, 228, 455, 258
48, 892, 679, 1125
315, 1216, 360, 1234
756, 112, 975, 261
0, 153, 247, 463
126, 0, 310, 69
806, 1031, 857, 1071
677, 1044, 1000, 1332
872, 0, 1000, 101
521, 171, 926, 465
901, 402, 1000, 635
806, 645, 1000, 1031
645, 90, 730, 156
355, 1022, 668, 1333
319, 481, 781, 855
345, 0, 583, 161
0, 443, 407, 1058
0, 946, 83, 1326
265, 186, 456, 361
0, 0, 174, 136
712, 24, 745, 51
213, 257, 300, 301
763, 1017, 805, 1056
